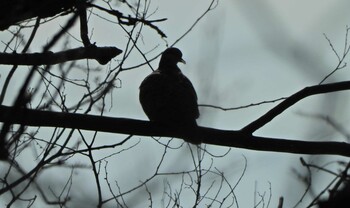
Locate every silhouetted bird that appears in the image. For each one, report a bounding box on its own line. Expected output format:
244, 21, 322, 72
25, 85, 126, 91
139, 48, 200, 144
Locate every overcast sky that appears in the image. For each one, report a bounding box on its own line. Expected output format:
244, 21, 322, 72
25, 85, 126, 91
1, 0, 350, 207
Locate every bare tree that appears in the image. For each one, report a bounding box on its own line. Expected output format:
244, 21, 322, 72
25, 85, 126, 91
0, 0, 350, 207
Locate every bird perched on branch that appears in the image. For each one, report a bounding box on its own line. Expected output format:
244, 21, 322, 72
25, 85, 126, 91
139, 47, 200, 144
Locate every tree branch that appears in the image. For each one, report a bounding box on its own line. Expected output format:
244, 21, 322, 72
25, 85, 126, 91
0, 105, 349, 157
77, 0, 91, 47
0, 46, 122, 65
0, 0, 76, 30
242, 81, 350, 134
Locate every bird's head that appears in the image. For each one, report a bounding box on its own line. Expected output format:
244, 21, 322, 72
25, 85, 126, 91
159, 48, 186, 72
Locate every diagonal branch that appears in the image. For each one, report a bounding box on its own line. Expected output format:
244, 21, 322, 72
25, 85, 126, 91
242, 81, 350, 134
0, 46, 122, 65
0, 105, 350, 157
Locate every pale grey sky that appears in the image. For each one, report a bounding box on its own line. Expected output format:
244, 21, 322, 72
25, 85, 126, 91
1, 0, 350, 207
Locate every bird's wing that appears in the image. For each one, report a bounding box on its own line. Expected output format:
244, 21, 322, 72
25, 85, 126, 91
139, 70, 200, 123
139, 70, 168, 120
178, 74, 200, 119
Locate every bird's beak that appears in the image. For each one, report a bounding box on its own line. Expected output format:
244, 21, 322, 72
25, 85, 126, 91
180, 58, 186, 64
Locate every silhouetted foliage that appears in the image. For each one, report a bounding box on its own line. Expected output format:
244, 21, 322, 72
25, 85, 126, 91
0, 0, 350, 207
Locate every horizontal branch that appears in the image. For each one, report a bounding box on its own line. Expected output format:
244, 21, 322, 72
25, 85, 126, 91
0, 46, 122, 66
0, 0, 76, 30
0, 105, 349, 157
242, 81, 350, 133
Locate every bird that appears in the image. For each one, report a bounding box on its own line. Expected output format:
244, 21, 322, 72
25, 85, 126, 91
139, 47, 201, 144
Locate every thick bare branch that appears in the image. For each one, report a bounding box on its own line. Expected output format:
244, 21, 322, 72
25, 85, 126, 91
77, 0, 91, 47
0, 105, 350, 157
0, 46, 122, 65
0, 0, 77, 30
242, 81, 350, 134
